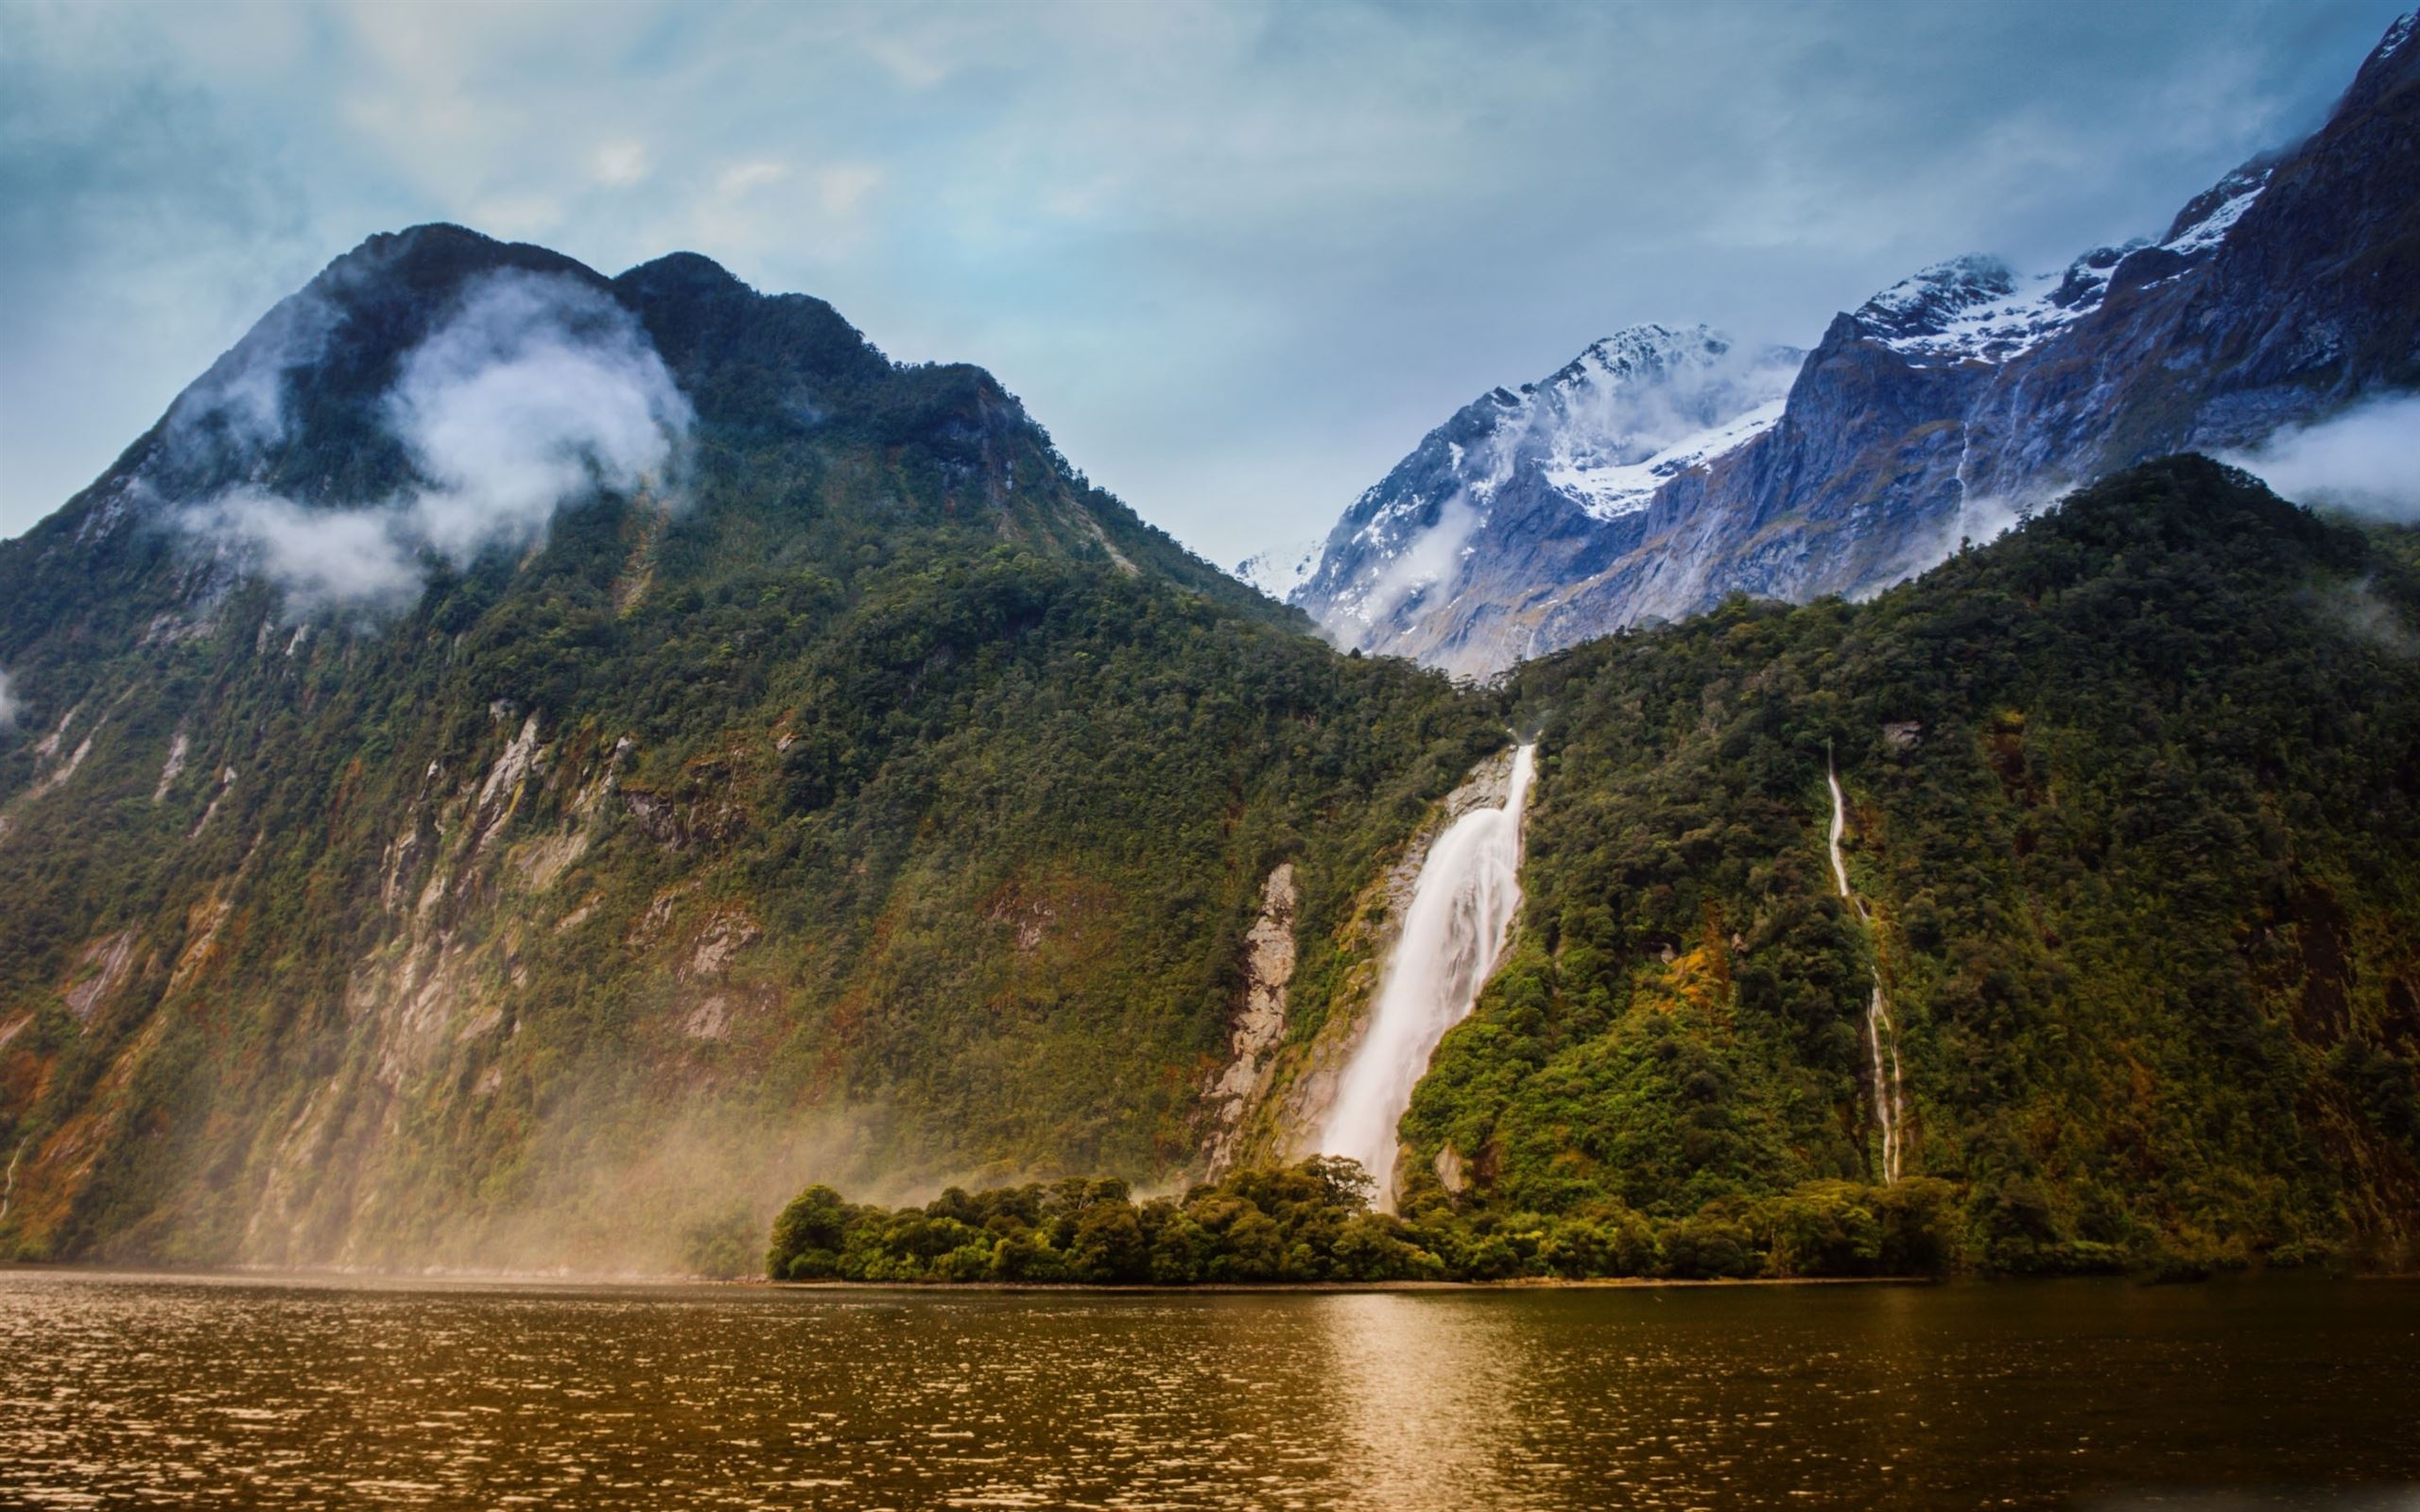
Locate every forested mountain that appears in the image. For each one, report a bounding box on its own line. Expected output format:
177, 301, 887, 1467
1294, 11, 2420, 677
1428, 458, 2420, 1273
0, 225, 1495, 1270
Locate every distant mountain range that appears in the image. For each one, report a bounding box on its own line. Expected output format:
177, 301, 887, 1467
1289, 11, 2420, 676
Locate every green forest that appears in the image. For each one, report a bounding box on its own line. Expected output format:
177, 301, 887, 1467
769, 459, 2420, 1281
764, 1158, 1960, 1283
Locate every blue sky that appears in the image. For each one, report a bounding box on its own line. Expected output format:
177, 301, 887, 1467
1, 0, 2408, 564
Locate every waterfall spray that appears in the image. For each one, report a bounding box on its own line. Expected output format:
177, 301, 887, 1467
1322, 743, 1536, 1209
1827, 753, 1905, 1183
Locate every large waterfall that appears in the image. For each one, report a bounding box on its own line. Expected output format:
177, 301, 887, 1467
1827, 756, 1905, 1183
1322, 744, 1536, 1208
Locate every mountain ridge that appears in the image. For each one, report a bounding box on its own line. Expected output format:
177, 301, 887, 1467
1290, 11, 2420, 678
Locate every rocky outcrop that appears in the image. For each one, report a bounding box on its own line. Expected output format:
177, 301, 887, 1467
1292, 327, 1801, 675
1200, 863, 1299, 1176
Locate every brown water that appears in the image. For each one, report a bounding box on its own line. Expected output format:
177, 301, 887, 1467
2, 1270, 2415, 1510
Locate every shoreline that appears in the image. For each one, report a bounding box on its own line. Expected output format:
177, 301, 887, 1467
8, 1261, 2413, 1293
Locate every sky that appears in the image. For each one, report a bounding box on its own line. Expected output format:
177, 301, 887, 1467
0, 0, 2409, 567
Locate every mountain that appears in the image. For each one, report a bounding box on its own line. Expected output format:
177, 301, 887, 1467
1293, 325, 1802, 673
0, 224, 1496, 1269
1233, 539, 1322, 602
1253, 458, 2420, 1273
1293, 12, 2420, 678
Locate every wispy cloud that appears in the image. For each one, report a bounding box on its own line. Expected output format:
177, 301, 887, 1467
0, 667, 21, 732
177, 268, 694, 613
2222, 393, 2420, 521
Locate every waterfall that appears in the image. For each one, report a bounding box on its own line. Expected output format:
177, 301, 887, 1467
1322, 743, 1536, 1209
0, 1138, 23, 1227
1827, 755, 1906, 1183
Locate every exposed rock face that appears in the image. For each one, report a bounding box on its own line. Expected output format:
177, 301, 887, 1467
1292, 15, 2420, 677
1200, 863, 1299, 1177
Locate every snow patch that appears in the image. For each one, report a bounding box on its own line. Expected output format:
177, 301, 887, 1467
1233, 539, 1322, 601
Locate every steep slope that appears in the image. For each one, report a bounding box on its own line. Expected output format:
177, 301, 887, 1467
1405, 458, 2420, 1270
0, 225, 1495, 1270
1293, 325, 1801, 674
1298, 12, 2420, 677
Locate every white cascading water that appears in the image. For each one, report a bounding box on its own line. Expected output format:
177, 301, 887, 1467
1322, 743, 1536, 1209
1827, 755, 1906, 1183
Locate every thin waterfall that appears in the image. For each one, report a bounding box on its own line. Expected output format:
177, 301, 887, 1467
0, 1138, 23, 1227
1827, 753, 1906, 1183
1322, 743, 1536, 1209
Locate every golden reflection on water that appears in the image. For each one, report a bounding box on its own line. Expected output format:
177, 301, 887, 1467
1312, 1292, 1533, 1509
1, 1271, 2415, 1510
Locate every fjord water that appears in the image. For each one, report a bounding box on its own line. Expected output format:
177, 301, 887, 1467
1322, 743, 1536, 1205
5, 1270, 2415, 1509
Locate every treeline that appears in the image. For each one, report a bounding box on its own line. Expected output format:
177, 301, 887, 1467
766, 1158, 1964, 1283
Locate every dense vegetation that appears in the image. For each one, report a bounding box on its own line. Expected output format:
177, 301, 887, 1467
1421, 457, 2420, 1273
769, 458, 2420, 1282
0, 227, 1495, 1269
765, 1157, 1961, 1283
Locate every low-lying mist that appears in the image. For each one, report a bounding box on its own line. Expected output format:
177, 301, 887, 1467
2222, 392, 2420, 522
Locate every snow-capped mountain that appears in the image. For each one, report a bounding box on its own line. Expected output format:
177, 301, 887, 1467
1288, 12, 2417, 678
1291, 325, 1800, 669
1233, 539, 1322, 601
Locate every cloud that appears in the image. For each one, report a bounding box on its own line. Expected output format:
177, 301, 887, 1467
2221, 393, 2420, 520
0, 668, 21, 731
591, 140, 649, 188
161, 282, 346, 469
387, 268, 694, 559
1349, 495, 1482, 640
181, 488, 422, 613
178, 268, 694, 613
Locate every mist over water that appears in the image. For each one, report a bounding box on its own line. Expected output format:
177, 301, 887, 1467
1322, 743, 1535, 1205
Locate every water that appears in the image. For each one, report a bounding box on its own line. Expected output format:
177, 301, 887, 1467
1322, 743, 1536, 1205
1828, 756, 1905, 1183
3, 1270, 2414, 1509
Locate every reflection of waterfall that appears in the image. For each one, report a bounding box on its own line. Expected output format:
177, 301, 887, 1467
1322, 744, 1536, 1208
1827, 754, 1905, 1183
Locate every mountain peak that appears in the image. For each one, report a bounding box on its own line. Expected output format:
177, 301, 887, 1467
1853, 255, 2018, 342
614, 250, 751, 301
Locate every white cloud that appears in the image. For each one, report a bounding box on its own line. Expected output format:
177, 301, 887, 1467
592, 140, 649, 188
716, 160, 790, 198
2222, 394, 2420, 521
0, 667, 21, 731
1349, 495, 1481, 641
816, 164, 883, 217
181, 488, 423, 613
177, 268, 693, 613
387, 268, 694, 563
